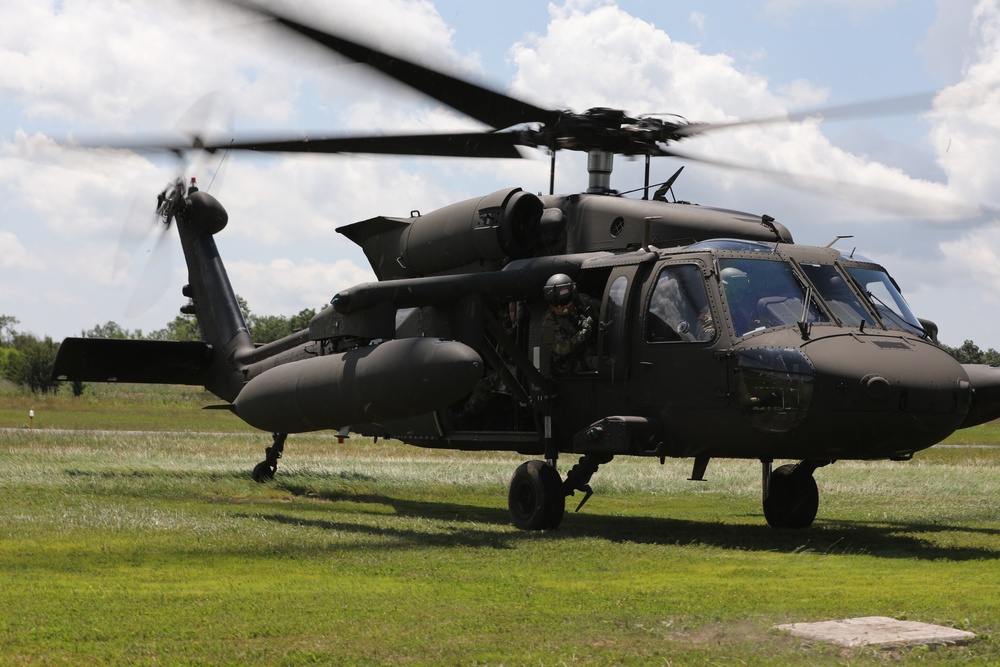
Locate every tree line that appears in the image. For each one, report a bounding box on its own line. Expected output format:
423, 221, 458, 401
0, 298, 316, 394
1, 307, 998, 394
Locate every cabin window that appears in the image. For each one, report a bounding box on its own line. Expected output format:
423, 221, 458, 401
646, 264, 715, 342
606, 276, 628, 324
720, 258, 828, 337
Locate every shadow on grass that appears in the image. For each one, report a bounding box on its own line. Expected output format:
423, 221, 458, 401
60, 468, 1000, 560
246, 508, 520, 550
64, 469, 245, 481
568, 513, 1000, 561
258, 482, 1000, 561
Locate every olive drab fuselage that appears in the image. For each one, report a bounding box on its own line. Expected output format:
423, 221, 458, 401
349, 238, 976, 464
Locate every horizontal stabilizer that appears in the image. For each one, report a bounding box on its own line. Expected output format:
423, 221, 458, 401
52, 338, 213, 385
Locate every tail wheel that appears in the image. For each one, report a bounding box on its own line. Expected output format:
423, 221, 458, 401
763, 463, 819, 529
252, 460, 276, 483
508, 460, 566, 530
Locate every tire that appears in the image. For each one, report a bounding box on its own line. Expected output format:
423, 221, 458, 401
763, 463, 818, 529
507, 461, 566, 530
252, 461, 276, 483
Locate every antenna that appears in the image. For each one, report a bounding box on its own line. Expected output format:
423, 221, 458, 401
824, 234, 854, 249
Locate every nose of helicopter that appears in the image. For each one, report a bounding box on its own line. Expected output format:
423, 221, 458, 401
736, 334, 972, 458
804, 335, 971, 456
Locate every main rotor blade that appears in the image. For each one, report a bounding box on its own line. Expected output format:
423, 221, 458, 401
206, 132, 526, 159
229, 1, 560, 131
664, 146, 993, 221
67, 130, 528, 160
674, 92, 937, 139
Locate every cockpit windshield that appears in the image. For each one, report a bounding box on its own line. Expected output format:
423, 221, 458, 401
720, 258, 828, 337
844, 266, 924, 335
799, 263, 876, 328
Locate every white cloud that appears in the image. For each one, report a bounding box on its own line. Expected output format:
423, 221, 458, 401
0, 231, 42, 270
919, 0, 979, 84
689, 11, 706, 33
227, 256, 374, 316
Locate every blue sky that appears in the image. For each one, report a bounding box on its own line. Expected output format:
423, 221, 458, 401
2, 0, 999, 350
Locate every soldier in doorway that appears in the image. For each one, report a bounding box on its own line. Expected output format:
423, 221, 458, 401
541, 273, 599, 374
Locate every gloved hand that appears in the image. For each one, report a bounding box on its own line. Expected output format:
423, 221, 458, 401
574, 315, 594, 343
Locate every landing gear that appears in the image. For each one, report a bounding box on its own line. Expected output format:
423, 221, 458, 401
507, 453, 613, 530
562, 453, 613, 512
761, 460, 821, 529
508, 460, 565, 530
252, 433, 287, 483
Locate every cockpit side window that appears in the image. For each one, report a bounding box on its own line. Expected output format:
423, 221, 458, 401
800, 263, 876, 328
720, 258, 828, 337
646, 264, 715, 343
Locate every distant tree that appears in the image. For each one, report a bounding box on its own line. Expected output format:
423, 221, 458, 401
0, 347, 16, 379
145, 312, 201, 342
71, 296, 317, 346
247, 308, 317, 345
237, 295, 252, 324
288, 308, 316, 332
941, 339, 1000, 366
0, 315, 18, 346
3, 334, 59, 393
81, 321, 132, 339
248, 314, 292, 344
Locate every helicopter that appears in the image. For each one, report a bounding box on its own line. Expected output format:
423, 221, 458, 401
51, 2, 1000, 531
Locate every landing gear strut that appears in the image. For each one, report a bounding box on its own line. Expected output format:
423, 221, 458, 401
252, 432, 287, 483
562, 453, 613, 512
761, 459, 826, 529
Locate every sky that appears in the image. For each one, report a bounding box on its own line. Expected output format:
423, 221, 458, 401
2, 0, 1000, 350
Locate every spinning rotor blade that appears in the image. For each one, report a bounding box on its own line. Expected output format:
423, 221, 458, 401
124, 219, 176, 317
226, 2, 942, 161
229, 1, 559, 131
196, 131, 525, 159
115, 183, 180, 318
673, 92, 937, 139
664, 146, 994, 221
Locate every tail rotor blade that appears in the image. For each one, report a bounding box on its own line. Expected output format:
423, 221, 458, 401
124, 220, 176, 317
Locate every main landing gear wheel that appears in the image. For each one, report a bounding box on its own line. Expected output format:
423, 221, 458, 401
508, 460, 566, 530
763, 463, 819, 529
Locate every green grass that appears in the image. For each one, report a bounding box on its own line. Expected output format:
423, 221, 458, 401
1, 387, 999, 664
0, 382, 256, 432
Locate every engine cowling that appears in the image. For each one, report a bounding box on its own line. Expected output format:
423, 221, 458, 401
401, 187, 543, 275
338, 187, 544, 280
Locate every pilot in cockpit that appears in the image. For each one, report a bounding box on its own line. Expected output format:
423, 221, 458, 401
721, 266, 758, 336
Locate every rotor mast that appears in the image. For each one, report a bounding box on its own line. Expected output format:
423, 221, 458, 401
586, 149, 614, 194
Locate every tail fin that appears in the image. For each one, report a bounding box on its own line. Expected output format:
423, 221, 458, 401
53, 189, 253, 403
172, 190, 254, 401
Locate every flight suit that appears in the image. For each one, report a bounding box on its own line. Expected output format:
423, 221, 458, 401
542, 293, 600, 374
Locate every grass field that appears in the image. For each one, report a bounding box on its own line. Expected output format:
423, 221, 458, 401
1, 383, 998, 665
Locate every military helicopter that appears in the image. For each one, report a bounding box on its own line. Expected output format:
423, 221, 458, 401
52, 3, 1000, 531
